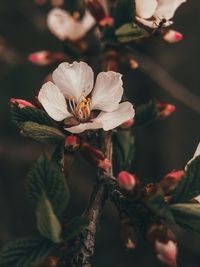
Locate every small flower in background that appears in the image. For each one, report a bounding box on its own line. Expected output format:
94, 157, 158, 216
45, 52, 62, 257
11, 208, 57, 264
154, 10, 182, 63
38, 61, 135, 133
28, 51, 66, 66
155, 240, 177, 267
10, 98, 36, 109
135, 0, 187, 28
47, 8, 96, 41
65, 135, 80, 150
157, 102, 176, 118
117, 171, 137, 191
163, 29, 183, 43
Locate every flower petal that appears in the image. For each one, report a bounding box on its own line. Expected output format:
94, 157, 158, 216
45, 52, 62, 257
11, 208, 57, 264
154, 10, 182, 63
95, 102, 135, 131
135, 0, 158, 19
91, 71, 123, 112
52, 61, 94, 102
38, 81, 71, 121
155, 0, 186, 20
47, 8, 95, 41
185, 142, 200, 170
47, 8, 72, 41
65, 121, 102, 133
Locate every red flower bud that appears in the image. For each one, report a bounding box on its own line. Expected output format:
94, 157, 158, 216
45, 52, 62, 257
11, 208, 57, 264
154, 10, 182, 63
10, 98, 35, 108
28, 51, 65, 66
163, 30, 183, 44
120, 118, 134, 129
99, 15, 113, 27
160, 170, 184, 195
155, 240, 177, 267
65, 135, 80, 150
80, 143, 111, 171
117, 171, 137, 191
157, 102, 176, 118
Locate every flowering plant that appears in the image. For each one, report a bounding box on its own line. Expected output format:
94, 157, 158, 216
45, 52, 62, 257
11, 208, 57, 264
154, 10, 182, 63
2, 1, 200, 267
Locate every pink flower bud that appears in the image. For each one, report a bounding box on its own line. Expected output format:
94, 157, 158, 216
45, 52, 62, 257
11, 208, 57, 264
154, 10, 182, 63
10, 98, 35, 108
120, 118, 134, 129
65, 135, 80, 150
28, 51, 51, 66
80, 143, 112, 171
121, 219, 137, 249
98, 158, 112, 171
164, 170, 184, 182
157, 102, 176, 118
129, 59, 139, 70
117, 171, 137, 191
28, 51, 66, 66
155, 240, 177, 267
163, 30, 183, 44
99, 15, 113, 27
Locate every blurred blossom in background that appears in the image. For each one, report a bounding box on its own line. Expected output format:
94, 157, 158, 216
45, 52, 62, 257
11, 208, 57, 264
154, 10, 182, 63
0, 1, 200, 266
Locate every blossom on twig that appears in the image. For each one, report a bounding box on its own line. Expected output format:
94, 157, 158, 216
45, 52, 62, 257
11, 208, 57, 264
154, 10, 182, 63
135, 0, 186, 28
38, 61, 135, 133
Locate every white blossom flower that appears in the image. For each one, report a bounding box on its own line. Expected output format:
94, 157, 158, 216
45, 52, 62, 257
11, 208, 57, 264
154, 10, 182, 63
38, 61, 135, 133
135, 0, 187, 28
47, 8, 96, 41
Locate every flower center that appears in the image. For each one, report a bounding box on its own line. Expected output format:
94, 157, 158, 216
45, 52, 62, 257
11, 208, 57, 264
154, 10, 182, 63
68, 97, 91, 123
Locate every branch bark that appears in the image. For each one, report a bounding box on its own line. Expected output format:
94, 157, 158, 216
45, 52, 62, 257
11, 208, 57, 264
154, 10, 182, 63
66, 132, 113, 267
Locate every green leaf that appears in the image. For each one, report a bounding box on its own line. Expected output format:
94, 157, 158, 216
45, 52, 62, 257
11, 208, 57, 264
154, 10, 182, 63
10, 104, 54, 128
147, 187, 174, 223
116, 23, 148, 43
171, 156, 200, 203
0, 237, 55, 267
21, 122, 65, 144
170, 203, 200, 234
64, 216, 89, 241
115, 0, 135, 28
27, 155, 69, 216
134, 101, 159, 126
113, 130, 135, 172
36, 194, 62, 243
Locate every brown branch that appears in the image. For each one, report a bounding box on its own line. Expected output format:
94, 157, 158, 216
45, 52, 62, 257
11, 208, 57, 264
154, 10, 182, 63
66, 132, 113, 267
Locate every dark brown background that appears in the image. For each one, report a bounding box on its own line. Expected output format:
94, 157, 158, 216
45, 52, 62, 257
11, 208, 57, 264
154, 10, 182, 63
0, 0, 200, 266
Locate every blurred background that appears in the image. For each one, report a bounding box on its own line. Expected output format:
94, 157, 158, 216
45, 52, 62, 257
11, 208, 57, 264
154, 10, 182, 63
0, 0, 200, 266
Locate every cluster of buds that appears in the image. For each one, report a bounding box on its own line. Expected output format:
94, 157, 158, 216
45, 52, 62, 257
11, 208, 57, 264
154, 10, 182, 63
80, 143, 111, 171
147, 224, 177, 267
28, 51, 66, 66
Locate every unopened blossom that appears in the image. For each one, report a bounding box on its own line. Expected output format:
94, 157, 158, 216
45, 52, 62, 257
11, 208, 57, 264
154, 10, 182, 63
38, 61, 135, 133
157, 102, 176, 118
10, 98, 35, 109
65, 135, 80, 150
135, 0, 186, 28
163, 29, 183, 43
155, 240, 177, 267
28, 51, 65, 66
47, 8, 95, 41
117, 171, 137, 191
